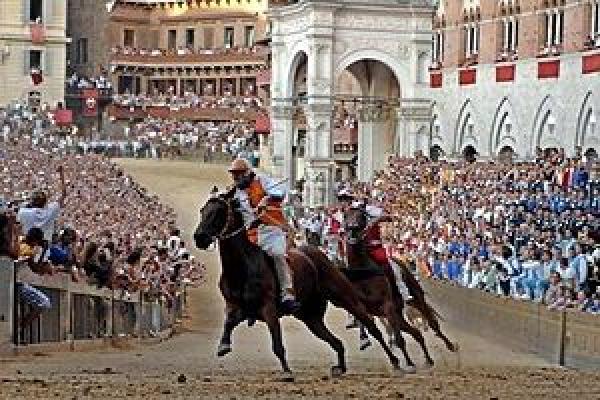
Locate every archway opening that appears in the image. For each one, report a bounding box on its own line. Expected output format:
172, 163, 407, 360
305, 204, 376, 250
585, 148, 599, 161
498, 146, 515, 163
335, 59, 400, 182
430, 145, 444, 161
289, 51, 308, 195
463, 145, 478, 163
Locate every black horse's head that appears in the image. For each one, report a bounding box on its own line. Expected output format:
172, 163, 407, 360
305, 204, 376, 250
345, 206, 368, 242
194, 187, 237, 249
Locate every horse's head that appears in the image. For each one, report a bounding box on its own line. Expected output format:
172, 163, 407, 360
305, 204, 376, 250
345, 206, 368, 242
194, 187, 238, 249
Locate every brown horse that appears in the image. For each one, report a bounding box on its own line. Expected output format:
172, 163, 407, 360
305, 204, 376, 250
193, 191, 402, 378
343, 206, 450, 371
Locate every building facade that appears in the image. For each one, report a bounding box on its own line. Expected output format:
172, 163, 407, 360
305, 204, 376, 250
425, 0, 600, 160
0, 0, 68, 108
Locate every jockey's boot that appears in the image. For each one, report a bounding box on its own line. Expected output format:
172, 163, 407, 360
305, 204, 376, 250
274, 255, 301, 314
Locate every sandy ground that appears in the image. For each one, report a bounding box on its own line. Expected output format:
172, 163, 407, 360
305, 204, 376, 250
2, 159, 600, 399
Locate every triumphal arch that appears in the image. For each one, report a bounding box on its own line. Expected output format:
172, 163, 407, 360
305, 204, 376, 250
269, 0, 434, 207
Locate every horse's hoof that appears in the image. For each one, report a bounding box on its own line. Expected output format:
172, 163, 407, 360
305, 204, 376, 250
216, 343, 231, 357
449, 342, 460, 352
280, 371, 295, 383
403, 365, 417, 374
359, 338, 372, 351
331, 366, 346, 378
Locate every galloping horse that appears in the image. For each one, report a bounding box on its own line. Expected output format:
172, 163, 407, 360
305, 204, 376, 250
193, 190, 402, 377
343, 206, 457, 369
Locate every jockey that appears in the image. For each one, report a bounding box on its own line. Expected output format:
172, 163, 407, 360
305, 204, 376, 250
361, 199, 414, 301
228, 158, 301, 314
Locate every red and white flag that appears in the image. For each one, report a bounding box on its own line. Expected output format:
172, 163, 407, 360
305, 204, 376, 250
31, 68, 43, 85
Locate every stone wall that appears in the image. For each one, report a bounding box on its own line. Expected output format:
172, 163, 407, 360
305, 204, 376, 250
423, 279, 600, 369
0, 257, 183, 354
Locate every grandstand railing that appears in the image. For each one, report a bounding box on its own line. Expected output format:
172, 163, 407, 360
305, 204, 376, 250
0, 257, 184, 354
423, 278, 600, 369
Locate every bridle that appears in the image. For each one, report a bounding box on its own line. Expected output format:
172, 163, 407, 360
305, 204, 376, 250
204, 196, 246, 241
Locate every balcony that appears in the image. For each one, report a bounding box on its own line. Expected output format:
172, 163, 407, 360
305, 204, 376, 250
496, 49, 519, 63
584, 35, 600, 51
110, 47, 268, 68
29, 22, 45, 44
537, 45, 563, 58
461, 53, 479, 68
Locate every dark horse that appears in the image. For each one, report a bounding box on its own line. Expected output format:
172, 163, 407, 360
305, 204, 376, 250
193, 190, 402, 377
343, 206, 456, 370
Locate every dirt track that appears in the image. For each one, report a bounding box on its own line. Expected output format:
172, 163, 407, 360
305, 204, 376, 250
2, 160, 600, 399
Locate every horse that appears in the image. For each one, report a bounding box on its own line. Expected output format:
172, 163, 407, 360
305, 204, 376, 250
342, 206, 449, 370
193, 190, 403, 378
388, 256, 457, 353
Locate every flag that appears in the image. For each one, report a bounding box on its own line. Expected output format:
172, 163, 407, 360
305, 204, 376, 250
82, 89, 98, 117
31, 68, 43, 85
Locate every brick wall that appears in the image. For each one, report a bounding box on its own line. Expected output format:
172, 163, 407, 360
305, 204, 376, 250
437, 0, 592, 68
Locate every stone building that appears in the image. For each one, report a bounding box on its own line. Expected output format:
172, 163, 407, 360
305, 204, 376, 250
67, 0, 273, 107
0, 0, 68, 108
426, 0, 600, 160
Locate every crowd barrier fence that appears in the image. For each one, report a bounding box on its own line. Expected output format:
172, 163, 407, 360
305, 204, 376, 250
0, 257, 185, 354
423, 279, 600, 369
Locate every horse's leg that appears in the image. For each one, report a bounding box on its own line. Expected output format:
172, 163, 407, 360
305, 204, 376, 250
384, 300, 417, 372
388, 300, 435, 368
419, 303, 457, 352
302, 317, 347, 377
217, 305, 245, 357
331, 295, 399, 370
262, 304, 292, 375
358, 323, 372, 351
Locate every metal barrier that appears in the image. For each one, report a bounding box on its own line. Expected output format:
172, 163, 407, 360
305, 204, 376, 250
0, 257, 184, 351
423, 279, 600, 369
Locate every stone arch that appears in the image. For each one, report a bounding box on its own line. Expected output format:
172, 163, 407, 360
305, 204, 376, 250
490, 97, 520, 156
429, 102, 447, 154
576, 91, 598, 151
284, 45, 310, 98
532, 95, 562, 152
455, 99, 479, 154
334, 48, 410, 97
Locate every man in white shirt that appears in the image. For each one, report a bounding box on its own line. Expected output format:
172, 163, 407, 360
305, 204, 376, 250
17, 165, 67, 241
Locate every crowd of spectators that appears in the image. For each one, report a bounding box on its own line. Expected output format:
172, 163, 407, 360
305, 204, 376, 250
1, 106, 205, 329
329, 148, 600, 314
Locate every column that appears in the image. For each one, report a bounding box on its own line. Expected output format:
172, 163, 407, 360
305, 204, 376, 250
466, 25, 472, 57
357, 106, 388, 182
432, 33, 437, 63
474, 24, 479, 54
270, 103, 294, 180
503, 19, 508, 50
555, 9, 561, 46
303, 103, 334, 207
215, 77, 221, 97
511, 17, 517, 51
592, 1, 596, 38
546, 11, 552, 47
235, 77, 241, 97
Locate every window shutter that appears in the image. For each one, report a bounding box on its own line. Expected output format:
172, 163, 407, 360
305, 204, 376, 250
23, 0, 30, 23
24, 49, 30, 75
45, 48, 52, 76
44, 0, 53, 25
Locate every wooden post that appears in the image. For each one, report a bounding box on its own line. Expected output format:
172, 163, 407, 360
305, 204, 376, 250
559, 310, 567, 367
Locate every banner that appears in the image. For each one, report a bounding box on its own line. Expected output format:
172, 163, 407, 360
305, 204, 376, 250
31, 68, 43, 86
54, 109, 73, 126
30, 23, 46, 44
254, 113, 270, 133
82, 89, 98, 117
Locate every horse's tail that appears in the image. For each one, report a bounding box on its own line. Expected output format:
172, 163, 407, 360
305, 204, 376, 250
392, 256, 445, 323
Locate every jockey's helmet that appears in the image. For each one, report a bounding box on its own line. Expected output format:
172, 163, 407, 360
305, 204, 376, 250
228, 158, 251, 174
228, 158, 254, 189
